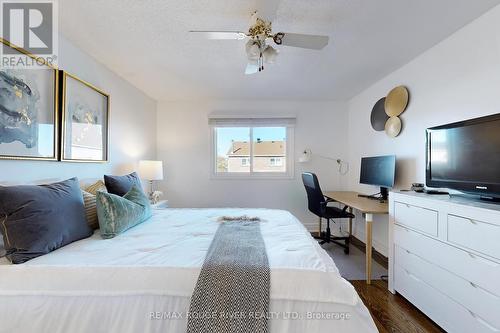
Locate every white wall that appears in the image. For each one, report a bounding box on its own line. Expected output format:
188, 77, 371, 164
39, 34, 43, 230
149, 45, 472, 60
10, 3, 498, 258
347, 5, 500, 256
156, 100, 349, 230
0, 35, 157, 184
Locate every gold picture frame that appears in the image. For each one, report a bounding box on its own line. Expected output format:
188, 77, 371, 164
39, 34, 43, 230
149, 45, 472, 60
60, 71, 110, 163
0, 37, 59, 161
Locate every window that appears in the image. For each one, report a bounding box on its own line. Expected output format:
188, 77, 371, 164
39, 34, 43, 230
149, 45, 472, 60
215, 127, 250, 173
210, 116, 295, 179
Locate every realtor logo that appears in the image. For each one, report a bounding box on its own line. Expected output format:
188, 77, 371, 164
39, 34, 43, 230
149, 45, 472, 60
1, 0, 58, 68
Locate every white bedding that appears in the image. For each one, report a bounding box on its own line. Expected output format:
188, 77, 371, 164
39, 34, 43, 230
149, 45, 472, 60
0, 208, 377, 333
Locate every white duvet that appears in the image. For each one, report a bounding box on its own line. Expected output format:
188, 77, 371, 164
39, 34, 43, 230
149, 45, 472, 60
0, 208, 377, 333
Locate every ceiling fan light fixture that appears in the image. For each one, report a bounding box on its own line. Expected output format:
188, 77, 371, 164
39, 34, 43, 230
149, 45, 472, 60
273, 32, 284, 45
245, 61, 259, 75
246, 40, 261, 61
190, 9, 330, 75
263, 45, 278, 64
248, 18, 272, 38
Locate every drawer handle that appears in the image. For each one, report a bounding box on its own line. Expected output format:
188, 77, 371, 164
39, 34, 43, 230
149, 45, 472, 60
404, 269, 422, 282
467, 218, 478, 225
469, 281, 500, 299
468, 252, 500, 267
468, 310, 499, 332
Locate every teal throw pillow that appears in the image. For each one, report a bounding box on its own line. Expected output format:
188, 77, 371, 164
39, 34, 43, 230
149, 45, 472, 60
96, 185, 152, 239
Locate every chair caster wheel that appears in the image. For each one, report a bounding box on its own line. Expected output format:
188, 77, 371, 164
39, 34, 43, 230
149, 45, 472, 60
344, 248, 349, 255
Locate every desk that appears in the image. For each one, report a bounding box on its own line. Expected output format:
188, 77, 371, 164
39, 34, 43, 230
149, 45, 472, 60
323, 191, 388, 284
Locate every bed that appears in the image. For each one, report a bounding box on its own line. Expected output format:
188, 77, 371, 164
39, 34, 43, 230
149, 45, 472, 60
0, 208, 377, 333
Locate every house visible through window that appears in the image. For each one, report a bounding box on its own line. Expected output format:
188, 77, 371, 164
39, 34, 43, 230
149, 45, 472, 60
270, 157, 283, 166
210, 117, 295, 178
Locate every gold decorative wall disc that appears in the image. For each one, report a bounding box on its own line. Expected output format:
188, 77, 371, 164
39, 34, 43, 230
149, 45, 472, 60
385, 86, 409, 117
385, 116, 402, 137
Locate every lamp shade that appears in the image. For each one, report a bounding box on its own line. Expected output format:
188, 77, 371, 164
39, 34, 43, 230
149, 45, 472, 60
138, 160, 164, 181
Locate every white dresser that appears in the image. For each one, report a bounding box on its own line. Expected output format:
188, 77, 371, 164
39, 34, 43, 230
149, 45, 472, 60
389, 191, 500, 333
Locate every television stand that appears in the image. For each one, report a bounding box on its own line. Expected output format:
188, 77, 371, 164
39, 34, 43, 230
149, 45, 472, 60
389, 191, 500, 332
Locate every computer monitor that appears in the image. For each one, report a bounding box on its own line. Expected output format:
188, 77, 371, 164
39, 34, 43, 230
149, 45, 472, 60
360, 155, 396, 200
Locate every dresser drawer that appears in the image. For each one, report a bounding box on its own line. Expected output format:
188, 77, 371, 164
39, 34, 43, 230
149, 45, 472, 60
394, 225, 500, 297
448, 215, 500, 260
394, 264, 498, 333
395, 245, 500, 330
394, 201, 438, 236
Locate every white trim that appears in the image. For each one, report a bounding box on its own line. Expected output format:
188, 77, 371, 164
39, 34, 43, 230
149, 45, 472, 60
249, 126, 254, 173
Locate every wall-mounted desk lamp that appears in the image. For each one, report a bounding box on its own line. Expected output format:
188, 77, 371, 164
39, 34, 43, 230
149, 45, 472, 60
298, 149, 349, 175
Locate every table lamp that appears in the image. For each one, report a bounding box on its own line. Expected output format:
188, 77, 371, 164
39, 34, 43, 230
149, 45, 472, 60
138, 160, 164, 199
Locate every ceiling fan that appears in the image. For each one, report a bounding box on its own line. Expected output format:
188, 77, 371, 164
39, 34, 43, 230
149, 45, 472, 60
189, 0, 329, 75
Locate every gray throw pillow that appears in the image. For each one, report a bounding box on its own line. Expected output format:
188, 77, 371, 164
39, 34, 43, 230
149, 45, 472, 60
104, 172, 143, 196
0, 178, 93, 264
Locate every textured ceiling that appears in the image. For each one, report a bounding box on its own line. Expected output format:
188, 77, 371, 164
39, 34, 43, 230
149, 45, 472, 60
59, 0, 499, 101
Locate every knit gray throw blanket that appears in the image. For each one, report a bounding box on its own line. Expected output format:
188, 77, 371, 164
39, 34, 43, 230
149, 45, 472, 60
186, 220, 270, 333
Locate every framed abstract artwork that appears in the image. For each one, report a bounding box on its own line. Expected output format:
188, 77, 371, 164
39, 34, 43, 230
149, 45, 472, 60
0, 38, 59, 160
61, 71, 109, 162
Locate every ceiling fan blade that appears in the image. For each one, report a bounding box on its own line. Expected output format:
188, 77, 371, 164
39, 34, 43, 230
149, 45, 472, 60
245, 62, 259, 75
189, 31, 247, 40
255, 0, 281, 22
278, 32, 329, 50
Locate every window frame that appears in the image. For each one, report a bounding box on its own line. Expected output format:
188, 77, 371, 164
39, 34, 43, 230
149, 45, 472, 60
210, 122, 294, 180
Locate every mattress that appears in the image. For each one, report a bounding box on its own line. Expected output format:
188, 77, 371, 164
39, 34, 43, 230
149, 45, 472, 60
0, 208, 377, 333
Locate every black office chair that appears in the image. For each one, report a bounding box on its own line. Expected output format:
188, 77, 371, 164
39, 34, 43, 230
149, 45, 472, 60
302, 172, 354, 254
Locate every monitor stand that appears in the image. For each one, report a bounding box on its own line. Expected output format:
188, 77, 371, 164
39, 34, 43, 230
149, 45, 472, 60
357, 187, 389, 202
380, 187, 389, 201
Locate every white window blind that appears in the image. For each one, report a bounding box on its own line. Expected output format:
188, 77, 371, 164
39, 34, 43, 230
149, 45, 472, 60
208, 115, 296, 128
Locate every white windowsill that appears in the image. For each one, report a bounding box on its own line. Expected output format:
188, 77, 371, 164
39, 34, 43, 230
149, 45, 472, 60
210, 172, 294, 180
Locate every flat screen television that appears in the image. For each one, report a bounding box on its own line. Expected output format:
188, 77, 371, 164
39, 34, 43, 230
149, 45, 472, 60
426, 113, 500, 200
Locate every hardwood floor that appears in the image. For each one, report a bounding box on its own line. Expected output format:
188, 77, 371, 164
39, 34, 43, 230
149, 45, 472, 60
351, 280, 445, 333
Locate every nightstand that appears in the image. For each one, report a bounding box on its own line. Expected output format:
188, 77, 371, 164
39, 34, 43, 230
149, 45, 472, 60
151, 200, 169, 209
